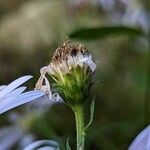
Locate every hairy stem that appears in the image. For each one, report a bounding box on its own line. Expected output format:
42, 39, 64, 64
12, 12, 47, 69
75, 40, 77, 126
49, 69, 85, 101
72, 105, 85, 150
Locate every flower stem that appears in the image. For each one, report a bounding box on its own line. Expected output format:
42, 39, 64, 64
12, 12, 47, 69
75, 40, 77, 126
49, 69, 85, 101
72, 105, 85, 150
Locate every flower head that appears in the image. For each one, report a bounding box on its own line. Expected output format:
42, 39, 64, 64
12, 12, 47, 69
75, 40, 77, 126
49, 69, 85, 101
50, 40, 96, 74
36, 40, 96, 105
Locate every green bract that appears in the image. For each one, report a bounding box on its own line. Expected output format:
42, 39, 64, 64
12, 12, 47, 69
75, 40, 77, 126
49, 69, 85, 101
52, 65, 93, 105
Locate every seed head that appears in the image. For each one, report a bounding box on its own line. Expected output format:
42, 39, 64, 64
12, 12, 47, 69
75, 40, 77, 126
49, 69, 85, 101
36, 40, 96, 105
49, 40, 96, 75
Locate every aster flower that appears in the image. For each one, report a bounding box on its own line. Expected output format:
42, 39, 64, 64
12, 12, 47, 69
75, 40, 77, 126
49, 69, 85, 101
35, 40, 96, 105
35, 40, 97, 150
0, 75, 44, 114
128, 125, 150, 150
0, 41, 97, 150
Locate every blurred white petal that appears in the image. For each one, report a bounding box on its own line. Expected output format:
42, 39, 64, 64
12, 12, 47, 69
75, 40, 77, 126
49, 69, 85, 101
26, 94, 63, 113
23, 140, 59, 150
0, 75, 32, 99
128, 125, 150, 150
38, 147, 56, 150
99, 0, 115, 11
27, 95, 51, 111
0, 126, 23, 150
0, 90, 44, 114
19, 134, 36, 149
8, 112, 22, 123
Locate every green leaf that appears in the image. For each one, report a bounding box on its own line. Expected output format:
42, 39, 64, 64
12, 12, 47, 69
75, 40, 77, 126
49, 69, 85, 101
66, 138, 72, 150
85, 96, 95, 132
69, 26, 144, 40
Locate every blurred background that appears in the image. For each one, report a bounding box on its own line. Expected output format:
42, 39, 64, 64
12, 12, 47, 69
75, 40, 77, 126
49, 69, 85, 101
0, 0, 150, 149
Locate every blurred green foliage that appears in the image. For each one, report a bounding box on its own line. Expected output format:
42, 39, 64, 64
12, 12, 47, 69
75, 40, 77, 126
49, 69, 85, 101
69, 26, 144, 40
0, 0, 149, 149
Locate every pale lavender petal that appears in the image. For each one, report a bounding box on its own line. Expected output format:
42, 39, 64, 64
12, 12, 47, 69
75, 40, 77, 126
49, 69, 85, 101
147, 132, 150, 149
0, 90, 44, 114
38, 146, 55, 150
27, 95, 51, 111
0, 96, 18, 110
0, 86, 26, 101
0, 87, 27, 109
0, 126, 23, 150
0, 75, 32, 99
0, 86, 6, 91
26, 95, 63, 113
80, 57, 96, 72
8, 112, 22, 123
19, 134, 35, 149
128, 125, 150, 150
23, 140, 59, 150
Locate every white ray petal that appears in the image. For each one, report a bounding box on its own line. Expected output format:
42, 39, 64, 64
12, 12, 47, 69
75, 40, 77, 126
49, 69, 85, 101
23, 140, 59, 150
0, 90, 44, 114
80, 56, 96, 72
128, 125, 150, 150
0, 86, 27, 101
0, 87, 27, 107
0, 75, 32, 99
0, 96, 18, 110
0, 86, 6, 91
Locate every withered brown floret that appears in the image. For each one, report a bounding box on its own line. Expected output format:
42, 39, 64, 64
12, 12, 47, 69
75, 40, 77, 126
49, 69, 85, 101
51, 41, 89, 65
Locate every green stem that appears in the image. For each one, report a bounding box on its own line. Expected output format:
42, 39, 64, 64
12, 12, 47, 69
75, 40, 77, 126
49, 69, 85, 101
72, 105, 85, 150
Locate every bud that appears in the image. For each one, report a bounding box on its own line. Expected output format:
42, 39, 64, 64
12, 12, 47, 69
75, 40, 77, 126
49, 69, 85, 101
36, 41, 96, 105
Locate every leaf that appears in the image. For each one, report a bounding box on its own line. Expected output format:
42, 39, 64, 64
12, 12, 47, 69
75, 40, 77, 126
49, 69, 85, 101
69, 26, 143, 40
85, 96, 95, 132
66, 138, 72, 150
